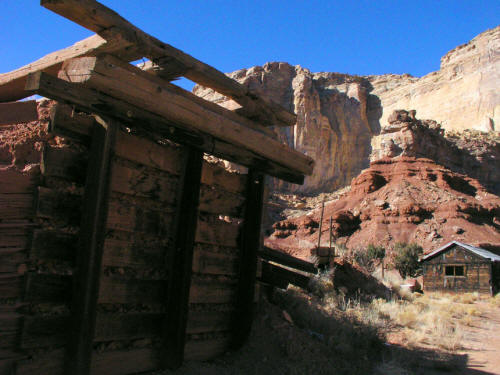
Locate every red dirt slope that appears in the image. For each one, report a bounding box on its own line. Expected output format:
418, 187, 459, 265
266, 156, 500, 259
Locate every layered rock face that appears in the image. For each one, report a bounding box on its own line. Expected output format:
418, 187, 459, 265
194, 26, 499, 193
368, 26, 500, 133
371, 110, 500, 194
195, 64, 377, 193
266, 156, 500, 259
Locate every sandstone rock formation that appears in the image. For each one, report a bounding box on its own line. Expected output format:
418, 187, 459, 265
194, 26, 499, 194
266, 156, 500, 260
195, 64, 377, 193
371, 110, 500, 194
368, 26, 500, 133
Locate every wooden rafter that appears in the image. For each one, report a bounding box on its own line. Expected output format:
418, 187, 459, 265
40, 0, 296, 127
0, 34, 137, 103
25, 68, 313, 183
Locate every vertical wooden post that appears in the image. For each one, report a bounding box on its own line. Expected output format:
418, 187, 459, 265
162, 147, 203, 369
65, 119, 117, 375
317, 198, 325, 249
231, 170, 265, 349
328, 217, 333, 251
381, 258, 385, 280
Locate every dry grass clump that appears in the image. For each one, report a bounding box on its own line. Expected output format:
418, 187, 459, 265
489, 293, 500, 306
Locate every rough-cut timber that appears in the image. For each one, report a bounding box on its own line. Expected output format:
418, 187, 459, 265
41, 0, 296, 127
0, 101, 38, 125
231, 170, 265, 349
0, 35, 135, 103
25, 71, 312, 184
66, 120, 117, 375
58, 56, 312, 178
163, 148, 203, 369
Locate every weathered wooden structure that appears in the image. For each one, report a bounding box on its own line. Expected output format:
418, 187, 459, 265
421, 241, 500, 295
0, 1, 314, 374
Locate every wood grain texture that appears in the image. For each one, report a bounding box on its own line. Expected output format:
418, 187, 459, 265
110, 161, 178, 204
195, 215, 240, 248
30, 230, 77, 263
41, 145, 88, 184
0, 169, 38, 194
24, 273, 72, 303
36, 187, 82, 226
0, 33, 135, 103
162, 148, 203, 369
0, 101, 38, 125
97, 276, 166, 305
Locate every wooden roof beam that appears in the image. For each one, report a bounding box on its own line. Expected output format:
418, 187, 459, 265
25, 70, 313, 184
56, 55, 313, 180
41, 0, 297, 127
0, 34, 137, 103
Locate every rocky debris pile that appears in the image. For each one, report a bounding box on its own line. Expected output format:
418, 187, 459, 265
266, 155, 500, 259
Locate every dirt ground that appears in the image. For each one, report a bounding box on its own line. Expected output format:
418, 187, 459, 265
459, 301, 500, 375
155, 291, 500, 375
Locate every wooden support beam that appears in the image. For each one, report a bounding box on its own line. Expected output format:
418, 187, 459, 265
41, 0, 296, 127
49, 103, 94, 142
231, 170, 265, 349
260, 261, 312, 290
0, 34, 136, 103
25, 71, 312, 184
65, 119, 117, 375
162, 148, 203, 369
61, 54, 275, 138
0, 101, 38, 125
259, 246, 317, 275
58, 56, 310, 177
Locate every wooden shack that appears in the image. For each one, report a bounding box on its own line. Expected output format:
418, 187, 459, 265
0, 1, 314, 374
421, 241, 500, 295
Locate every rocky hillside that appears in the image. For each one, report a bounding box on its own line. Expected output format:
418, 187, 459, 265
266, 155, 500, 259
194, 26, 500, 194
264, 112, 500, 257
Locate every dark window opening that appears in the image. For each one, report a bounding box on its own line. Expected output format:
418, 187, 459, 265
445, 265, 465, 276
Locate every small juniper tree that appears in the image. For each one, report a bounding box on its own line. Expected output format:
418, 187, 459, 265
393, 242, 423, 279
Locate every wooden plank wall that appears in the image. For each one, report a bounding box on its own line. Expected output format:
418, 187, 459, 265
13, 136, 89, 375
184, 162, 247, 361
89, 130, 185, 375
0, 165, 39, 373
2, 102, 262, 374
9, 107, 187, 374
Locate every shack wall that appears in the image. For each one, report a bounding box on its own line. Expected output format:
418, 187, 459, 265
422, 244, 492, 294
0, 101, 254, 374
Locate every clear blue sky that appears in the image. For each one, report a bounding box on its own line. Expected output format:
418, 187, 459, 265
1, 1, 498, 91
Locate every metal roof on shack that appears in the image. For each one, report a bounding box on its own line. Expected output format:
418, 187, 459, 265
421, 241, 500, 262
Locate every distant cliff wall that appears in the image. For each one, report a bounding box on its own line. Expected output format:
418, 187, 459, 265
368, 26, 499, 133
194, 26, 499, 193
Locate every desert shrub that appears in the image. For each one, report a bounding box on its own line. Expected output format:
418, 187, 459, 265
353, 246, 373, 270
367, 244, 386, 261
393, 242, 423, 279
352, 244, 386, 272
334, 242, 348, 258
